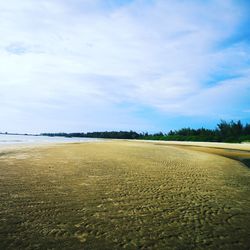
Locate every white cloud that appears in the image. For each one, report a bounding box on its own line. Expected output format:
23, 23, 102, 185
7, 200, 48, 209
0, 0, 249, 132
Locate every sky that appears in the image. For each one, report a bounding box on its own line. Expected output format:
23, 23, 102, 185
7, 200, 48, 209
0, 0, 250, 133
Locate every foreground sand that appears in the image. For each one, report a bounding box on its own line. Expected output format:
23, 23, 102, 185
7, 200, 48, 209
0, 141, 250, 249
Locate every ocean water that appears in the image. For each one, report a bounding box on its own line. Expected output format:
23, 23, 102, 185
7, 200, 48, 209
0, 134, 99, 146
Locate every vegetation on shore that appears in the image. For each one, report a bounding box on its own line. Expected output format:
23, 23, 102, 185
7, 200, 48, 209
41, 120, 250, 143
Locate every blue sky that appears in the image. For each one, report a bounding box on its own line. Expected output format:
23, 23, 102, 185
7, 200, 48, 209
0, 0, 249, 133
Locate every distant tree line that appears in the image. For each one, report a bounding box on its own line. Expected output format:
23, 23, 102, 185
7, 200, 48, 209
41, 120, 250, 143
42, 131, 140, 140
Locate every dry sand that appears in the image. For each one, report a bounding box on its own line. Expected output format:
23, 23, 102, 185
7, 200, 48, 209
0, 141, 250, 249
146, 141, 250, 169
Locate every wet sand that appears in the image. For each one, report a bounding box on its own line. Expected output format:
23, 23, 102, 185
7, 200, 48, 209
0, 141, 249, 249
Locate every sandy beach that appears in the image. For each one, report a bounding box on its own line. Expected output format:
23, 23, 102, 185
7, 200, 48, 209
0, 140, 250, 249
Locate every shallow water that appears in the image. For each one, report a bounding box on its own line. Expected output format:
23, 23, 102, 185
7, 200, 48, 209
0, 134, 98, 146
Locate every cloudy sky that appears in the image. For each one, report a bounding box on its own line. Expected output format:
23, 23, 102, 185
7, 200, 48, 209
0, 0, 250, 133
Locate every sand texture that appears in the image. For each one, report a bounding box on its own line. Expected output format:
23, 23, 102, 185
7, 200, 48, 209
0, 141, 250, 249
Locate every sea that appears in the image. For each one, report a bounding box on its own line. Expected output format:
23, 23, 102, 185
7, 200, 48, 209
0, 134, 99, 147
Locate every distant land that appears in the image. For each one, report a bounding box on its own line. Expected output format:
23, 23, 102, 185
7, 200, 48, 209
2, 120, 250, 143
40, 120, 250, 143
0, 132, 37, 136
